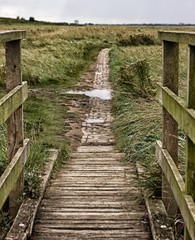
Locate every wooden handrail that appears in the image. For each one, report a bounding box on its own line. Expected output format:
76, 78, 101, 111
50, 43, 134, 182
0, 30, 29, 218
0, 82, 28, 125
157, 31, 195, 240
0, 30, 26, 43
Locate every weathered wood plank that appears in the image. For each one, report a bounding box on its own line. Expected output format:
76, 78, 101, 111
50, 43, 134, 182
40, 204, 144, 211
31, 236, 150, 240
31, 231, 151, 240
41, 198, 140, 209
0, 82, 28, 125
45, 190, 140, 197
0, 139, 30, 210
38, 208, 132, 213
49, 183, 137, 188
161, 40, 179, 216
156, 140, 195, 240
33, 228, 151, 235
35, 212, 148, 220
186, 45, 195, 201
43, 196, 141, 202
32, 222, 148, 230
64, 166, 131, 171
77, 146, 115, 152
185, 44, 195, 240
159, 31, 195, 45
32, 229, 151, 236
46, 186, 137, 190
57, 171, 135, 176
70, 152, 125, 158
0, 30, 26, 43
31, 237, 150, 240
157, 84, 195, 145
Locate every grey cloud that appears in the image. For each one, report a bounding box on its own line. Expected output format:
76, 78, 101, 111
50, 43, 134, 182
0, 0, 195, 24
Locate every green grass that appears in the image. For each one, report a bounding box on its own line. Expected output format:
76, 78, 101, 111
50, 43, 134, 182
109, 43, 187, 197
23, 93, 70, 197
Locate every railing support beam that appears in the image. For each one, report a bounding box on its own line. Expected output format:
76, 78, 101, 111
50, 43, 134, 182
5, 39, 24, 218
162, 40, 179, 216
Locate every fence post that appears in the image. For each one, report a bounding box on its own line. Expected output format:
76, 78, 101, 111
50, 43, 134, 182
5, 39, 24, 217
184, 45, 195, 240
162, 40, 179, 216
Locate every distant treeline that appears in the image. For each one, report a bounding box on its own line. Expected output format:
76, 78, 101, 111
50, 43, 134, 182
0, 17, 70, 25
0, 16, 195, 26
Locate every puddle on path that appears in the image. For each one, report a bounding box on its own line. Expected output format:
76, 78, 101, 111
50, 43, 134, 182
67, 89, 112, 100
85, 119, 105, 123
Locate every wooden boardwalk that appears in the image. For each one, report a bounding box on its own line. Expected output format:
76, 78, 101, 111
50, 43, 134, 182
31, 49, 152, 240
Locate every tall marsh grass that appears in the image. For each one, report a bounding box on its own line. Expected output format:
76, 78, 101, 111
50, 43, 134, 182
110, 42, 187, 197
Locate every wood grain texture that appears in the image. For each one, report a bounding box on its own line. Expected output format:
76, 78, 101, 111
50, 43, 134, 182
5, 39, 26, 217
162, 40, 179, 217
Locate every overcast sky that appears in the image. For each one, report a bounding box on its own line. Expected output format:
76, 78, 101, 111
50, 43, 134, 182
0, 0, 195, 24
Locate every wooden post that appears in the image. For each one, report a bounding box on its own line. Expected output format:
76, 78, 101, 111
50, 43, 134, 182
5, 40, 24, 217
184, 45, 195, 240
162, 40, 179, 216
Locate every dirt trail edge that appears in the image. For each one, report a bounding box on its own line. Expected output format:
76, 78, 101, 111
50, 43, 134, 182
31, 49, 152, 240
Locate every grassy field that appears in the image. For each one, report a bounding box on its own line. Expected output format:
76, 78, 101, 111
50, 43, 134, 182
0, 22, 194, 235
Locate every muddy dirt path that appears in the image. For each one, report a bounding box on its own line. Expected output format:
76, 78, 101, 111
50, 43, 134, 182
31, 49, 152, 239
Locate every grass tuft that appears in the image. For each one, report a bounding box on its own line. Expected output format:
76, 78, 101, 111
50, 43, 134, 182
118, 59, 155, 97
116, 33, 156, 46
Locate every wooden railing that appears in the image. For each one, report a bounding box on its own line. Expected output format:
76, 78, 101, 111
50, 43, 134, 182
156, 31, 195, 240
0, 31, 30, 218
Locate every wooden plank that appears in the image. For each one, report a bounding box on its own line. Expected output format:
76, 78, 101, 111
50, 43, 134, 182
0, 30, 26, 43
68, 162, 128, 166
186, 45, 195, 201
32, 228, 151, 235
43, 195, 141, 202
157, 84, 195, 145
70, 152, 125, 158
156, 141, 195, 240
40, 201, 143, 209
31, 236, 150, 240
31, 235, 150, 240
46, 186, 136, 190
31, 230, 151, 239
77, 146, 115, 152
45, 190, 139, 197
64, 166, 130, 171
35, 212, 148, 220
185, 44, 195, 240
49, 181, 137, 186
38, 208, 130, 213
6, 39, 24, 217
0, 82, 28, 125
161, 40, 179, 216
0, 139, 30, 210
32, 222, 147, 230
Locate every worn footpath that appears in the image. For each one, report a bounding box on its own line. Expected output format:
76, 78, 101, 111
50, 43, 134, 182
31, 49, 152, 239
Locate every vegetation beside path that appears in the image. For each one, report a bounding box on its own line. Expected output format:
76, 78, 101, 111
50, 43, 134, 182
109, 37, 189, 239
